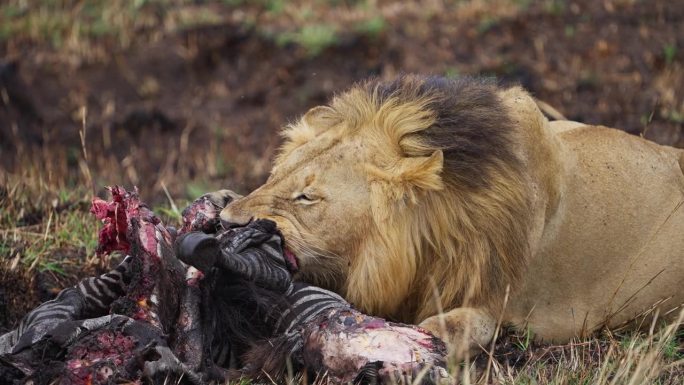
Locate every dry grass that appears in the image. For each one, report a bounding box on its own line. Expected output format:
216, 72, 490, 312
471, 315, 684, 385
0, 173, 181, 285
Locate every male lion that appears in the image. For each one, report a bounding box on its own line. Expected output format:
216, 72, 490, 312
220, 75, 684, 357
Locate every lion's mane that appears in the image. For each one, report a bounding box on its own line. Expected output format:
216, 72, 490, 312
281, 75, 534, 322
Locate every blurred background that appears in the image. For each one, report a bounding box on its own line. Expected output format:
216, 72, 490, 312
1, 0, 682, 204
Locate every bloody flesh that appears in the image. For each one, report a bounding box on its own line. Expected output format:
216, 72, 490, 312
0, 186, 450, 385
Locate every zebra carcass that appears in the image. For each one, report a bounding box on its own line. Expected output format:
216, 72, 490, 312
0, 187, 450, 384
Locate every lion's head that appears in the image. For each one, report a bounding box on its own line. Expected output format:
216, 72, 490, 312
221, 75, 532, 322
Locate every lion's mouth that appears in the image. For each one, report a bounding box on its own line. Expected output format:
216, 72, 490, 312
284, 246, 299, 273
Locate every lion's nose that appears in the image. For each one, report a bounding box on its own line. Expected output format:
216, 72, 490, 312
219, 204, 252, 229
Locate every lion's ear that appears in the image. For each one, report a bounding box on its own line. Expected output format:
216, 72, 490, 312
394, 150, 444, 192
302, 106, 337, 129
283, 106, 336, 143
278, 106, 338, 161
367, 150, 444, 206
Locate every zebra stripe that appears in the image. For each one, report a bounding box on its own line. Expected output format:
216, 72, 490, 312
0, 256, 134, 354
79, 281, 107, 310
86, 277, 103, 297
96, 277, 121, 299
30, 311, 71, 324
272, 283, 351, 333
261, 243, 284, 264
284, 299, 346, 333
216, 247, 291, 291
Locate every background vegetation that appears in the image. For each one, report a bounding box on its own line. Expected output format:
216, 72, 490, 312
0, 0, 682, 383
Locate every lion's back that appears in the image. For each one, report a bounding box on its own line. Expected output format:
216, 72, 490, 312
509, 122, 684, 341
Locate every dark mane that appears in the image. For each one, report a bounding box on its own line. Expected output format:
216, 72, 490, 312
364, 75, 522, 191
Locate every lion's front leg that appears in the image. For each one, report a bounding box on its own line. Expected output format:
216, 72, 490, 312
419, 307, 496, 361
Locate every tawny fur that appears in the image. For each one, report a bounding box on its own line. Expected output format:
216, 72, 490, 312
222, 75, 684, 351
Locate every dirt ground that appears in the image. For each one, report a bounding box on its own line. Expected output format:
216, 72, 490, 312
0, 0, 682, 382
1, 0, 682, 200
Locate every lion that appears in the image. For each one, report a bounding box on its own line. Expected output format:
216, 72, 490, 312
219, 75, 684, 358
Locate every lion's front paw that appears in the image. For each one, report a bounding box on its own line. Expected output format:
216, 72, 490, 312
419, 307, 496, 361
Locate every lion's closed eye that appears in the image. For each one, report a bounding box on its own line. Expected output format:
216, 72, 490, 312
293, 192, 321, 205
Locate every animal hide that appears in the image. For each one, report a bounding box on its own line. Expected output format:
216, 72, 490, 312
0, 187, 450, 385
